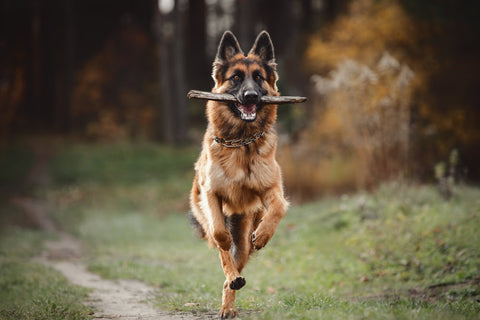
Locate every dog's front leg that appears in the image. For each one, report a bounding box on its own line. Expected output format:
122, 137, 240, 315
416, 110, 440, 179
220, 279, 238, 319
218, 249, 245, 319
205, 192, 245, 287
205, 192, 231, 251
206, 194, 246, 318
252, 185, 288, 250
218, 248, 246, 290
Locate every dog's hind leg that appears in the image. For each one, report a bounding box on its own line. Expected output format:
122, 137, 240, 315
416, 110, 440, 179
227, 213, 257, 273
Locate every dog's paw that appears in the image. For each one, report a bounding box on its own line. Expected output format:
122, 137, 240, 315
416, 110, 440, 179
219, 307, 238, 319
252, 222, 274, 250
229, 276, 246, 290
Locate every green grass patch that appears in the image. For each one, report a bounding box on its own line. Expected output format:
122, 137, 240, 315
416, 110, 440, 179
0, 229, 91, 320
0, 143, 33, 186
1, 141, 479, 319
44, 142, 197, 233
48, 142, 197, 186
45, 143, 480, 319
66, 183, 480, 319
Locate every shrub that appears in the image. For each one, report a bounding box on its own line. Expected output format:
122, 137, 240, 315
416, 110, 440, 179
281, 53, 414, 199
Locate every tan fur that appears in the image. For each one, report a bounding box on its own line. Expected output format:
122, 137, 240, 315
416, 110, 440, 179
189, 31, 288, 319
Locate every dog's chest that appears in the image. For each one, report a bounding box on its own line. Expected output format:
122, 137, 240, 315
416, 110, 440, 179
210, 149, 276, 192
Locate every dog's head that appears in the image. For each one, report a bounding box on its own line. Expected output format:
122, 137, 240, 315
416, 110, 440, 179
208, 31, 279, 136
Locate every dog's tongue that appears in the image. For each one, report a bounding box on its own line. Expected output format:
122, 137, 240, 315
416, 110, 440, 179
237, 104, 257, 121
238, 104, 256, 113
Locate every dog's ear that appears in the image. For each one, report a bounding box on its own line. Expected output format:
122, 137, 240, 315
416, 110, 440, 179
249, 31, 275, 64
212, 31, 243, 86
215, 31, 243, 63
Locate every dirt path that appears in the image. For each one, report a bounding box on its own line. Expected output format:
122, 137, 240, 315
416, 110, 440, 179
35, 232, 207, 320
35, 232, 162, 319
21, 197, 218, 320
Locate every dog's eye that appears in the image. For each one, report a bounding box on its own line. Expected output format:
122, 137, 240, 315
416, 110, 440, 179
255, 75, 263, 81
233, 75, 241, 81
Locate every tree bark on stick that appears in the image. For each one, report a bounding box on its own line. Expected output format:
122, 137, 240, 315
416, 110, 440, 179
187, 90, 307, 105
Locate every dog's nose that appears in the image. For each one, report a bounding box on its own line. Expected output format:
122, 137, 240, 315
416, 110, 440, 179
243, 91, 258, 104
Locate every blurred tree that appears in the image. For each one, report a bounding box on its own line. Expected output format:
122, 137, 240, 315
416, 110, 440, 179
185, 0, 209, 91
29, 0, 43, 129
0, 65, 24, 147
2, 0, 479, 187
155, 0, 188, 143
53, 0, 75, 131
233, 0, 257, 50
397, 0, 480, 180
71, 22, 156, 141
279, 0, 421, 198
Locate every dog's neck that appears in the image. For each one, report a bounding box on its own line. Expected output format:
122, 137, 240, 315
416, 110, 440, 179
213, 131, 265, 148
206, 100, 278, 145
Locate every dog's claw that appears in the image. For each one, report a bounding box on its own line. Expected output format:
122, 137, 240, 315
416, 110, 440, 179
251, 219, 263, 245
252, 230, 263, 250
219, 308, 238, 319
252, 220, 274, 250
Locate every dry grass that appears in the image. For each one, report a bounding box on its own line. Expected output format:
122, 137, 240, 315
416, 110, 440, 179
281, 52, 414, 200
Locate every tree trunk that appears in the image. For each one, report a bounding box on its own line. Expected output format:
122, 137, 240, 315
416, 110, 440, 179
172, 0, 188, 143
186, 0, 209, 91
234, 0, 257, 49
30, 0, 43, 126
154, 0, 189, 144
154, 10, 174, 143
53, 0, 75, 131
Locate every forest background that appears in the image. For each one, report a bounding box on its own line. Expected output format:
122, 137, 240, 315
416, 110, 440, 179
1, 0, 480, 199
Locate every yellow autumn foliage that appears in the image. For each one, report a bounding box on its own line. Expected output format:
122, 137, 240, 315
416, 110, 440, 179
306, 0, 417, 70
281, 0, 422, 199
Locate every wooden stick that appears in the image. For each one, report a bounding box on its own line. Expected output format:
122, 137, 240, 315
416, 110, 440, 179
187, 90, 307, 105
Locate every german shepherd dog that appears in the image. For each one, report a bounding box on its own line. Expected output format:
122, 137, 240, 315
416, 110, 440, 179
188, 30, 289, 319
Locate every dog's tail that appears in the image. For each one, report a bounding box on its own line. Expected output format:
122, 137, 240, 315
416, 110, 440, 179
187, 211, 206, 239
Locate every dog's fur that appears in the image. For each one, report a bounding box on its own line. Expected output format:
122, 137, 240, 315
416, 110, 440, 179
189, 31, 288, 319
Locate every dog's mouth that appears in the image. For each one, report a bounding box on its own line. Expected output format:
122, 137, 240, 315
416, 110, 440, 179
236, 103, 257, 122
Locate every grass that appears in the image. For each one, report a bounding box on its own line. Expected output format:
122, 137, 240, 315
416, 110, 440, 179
1, 140, 479, 319
0, 142, 92, 320
0, 143, 33, 186
0, 228, 91, 320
